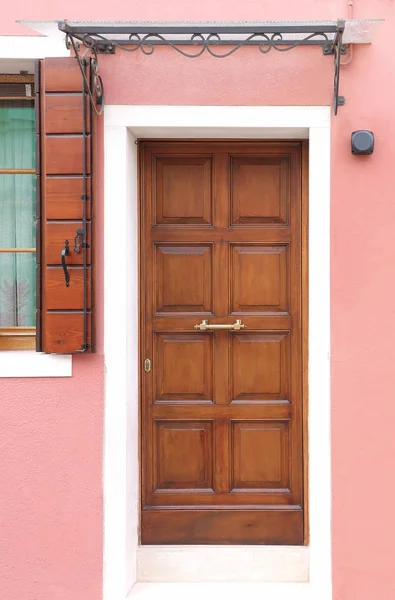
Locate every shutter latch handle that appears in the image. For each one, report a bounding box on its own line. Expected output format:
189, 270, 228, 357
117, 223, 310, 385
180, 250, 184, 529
74, 228, 90, 253
74, 229, 83, 253
61, 240, 70, 287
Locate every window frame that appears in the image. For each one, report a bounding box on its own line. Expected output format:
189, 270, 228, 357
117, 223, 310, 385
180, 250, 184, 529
0, 73, 37, 350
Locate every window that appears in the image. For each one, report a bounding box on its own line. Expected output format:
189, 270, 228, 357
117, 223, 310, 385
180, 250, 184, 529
0, 75, 36, 350
0, 58, 95, 355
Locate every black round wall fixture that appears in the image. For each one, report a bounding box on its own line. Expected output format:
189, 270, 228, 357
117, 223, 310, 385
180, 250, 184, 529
351, 130, 374, 155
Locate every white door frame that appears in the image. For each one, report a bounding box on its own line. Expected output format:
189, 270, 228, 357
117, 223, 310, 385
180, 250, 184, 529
103, 105, 331, 600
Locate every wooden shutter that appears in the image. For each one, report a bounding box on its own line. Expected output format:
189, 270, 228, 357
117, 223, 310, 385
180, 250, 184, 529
36, 57, 94, 353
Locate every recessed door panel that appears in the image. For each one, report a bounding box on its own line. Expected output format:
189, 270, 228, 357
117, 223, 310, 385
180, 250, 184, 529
231, 420, 290, 491
230, 156, 289, 225
231, 244, 289, 314
155, 333, 213, 403
155, 244, 213, 314
155, 156, 213, 225
231, 332, 290, 402
153, 420, 214, 491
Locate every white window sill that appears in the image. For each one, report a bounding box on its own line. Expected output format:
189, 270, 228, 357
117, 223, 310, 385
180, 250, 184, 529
0, 351, 72, 377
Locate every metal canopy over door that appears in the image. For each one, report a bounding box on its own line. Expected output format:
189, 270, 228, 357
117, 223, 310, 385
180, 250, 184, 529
140, 141, 305, 545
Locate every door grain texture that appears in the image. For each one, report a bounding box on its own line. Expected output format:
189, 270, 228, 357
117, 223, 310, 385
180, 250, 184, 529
140, 141, 305, 545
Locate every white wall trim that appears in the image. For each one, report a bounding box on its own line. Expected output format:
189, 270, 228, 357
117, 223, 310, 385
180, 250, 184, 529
0, 352, 72, 377
129, 582, 313, 600
104, 104, 329, 132
103, 105, 331, 600
137, 545, 309, 583
0, 35, 69, 60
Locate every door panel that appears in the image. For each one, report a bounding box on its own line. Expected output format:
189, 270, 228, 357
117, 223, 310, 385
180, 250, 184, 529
230, 244, 289, 314
155, 156, 213, 225
154, 333, 213, 403
141, 509, 302, 545
231, 332, 290, 402
231, 420, 290, 491
154, 420, 214, 491
141, 142, 305, 545
155, 244, 213, 314
230, 155, 290, 225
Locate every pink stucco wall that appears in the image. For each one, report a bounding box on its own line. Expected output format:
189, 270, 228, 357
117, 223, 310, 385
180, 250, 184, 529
0, 356, 104, 600
1, 1, 395, 599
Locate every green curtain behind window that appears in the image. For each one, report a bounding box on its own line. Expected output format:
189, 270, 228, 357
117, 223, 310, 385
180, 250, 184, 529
0, 105, 36, 327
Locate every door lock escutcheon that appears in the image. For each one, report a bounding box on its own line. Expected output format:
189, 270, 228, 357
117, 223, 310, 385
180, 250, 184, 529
144, 358, 151, 373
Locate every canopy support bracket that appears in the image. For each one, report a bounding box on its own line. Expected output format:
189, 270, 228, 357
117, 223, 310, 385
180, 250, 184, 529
322, 20, 346, 115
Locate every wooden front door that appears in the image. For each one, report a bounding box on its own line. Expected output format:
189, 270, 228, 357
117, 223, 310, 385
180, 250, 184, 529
140, 141, 305, 545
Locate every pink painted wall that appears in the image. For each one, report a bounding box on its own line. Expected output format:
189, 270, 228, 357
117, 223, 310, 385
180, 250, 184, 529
1, 1, 395, 600
0, 355, 104, 600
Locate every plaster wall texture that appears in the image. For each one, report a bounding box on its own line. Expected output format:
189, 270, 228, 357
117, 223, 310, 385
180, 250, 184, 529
0, 1, 394, 599
0, 355, 104, 600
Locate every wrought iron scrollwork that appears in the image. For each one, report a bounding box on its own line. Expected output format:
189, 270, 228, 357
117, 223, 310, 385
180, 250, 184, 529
60, 20, 347, 114
92, 31, 331, 59
66, 33, 104, 115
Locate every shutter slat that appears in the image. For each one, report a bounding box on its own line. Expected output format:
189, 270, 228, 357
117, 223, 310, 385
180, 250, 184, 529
45, 178, 92, 220
37, 57, 94, 353
44, 313, 92, 354
45, 137, 91, 175
44, 58, 83, 92
46, 268, 92, 310
44, 95, 91, 134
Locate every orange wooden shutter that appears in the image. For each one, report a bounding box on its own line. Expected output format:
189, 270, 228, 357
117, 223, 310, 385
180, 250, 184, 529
36, 57, 94, 353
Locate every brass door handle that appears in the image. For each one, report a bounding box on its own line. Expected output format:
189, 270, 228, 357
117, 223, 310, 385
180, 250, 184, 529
194, 319, 246, 331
